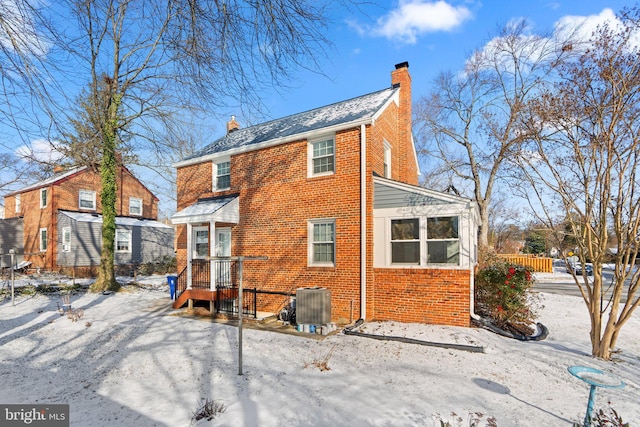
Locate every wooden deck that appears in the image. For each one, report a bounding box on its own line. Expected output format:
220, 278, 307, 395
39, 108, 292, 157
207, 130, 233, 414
172, 288, 238, 309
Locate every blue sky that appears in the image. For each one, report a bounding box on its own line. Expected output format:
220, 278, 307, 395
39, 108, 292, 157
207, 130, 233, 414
227, 0, 630, 134
1, 0, 633, 216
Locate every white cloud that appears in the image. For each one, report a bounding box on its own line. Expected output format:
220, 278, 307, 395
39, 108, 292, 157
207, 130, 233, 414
0, 0, 49, 56
359, 0, 473, 45
15, 139, 64, 163
553, 8, 620, 46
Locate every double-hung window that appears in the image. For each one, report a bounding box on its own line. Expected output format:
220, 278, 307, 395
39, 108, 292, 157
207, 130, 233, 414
383, 141, 392, 178
309, 137, 335, 176
40, 188, 48, 208
391, 218, 420, 264
389, 216, 460, 266
62, 227, 71, 252
309, 219, 335, 266
115, 229, 132, 253
15, 194, 21, 214
39, 228, 48, 252
79, 190, 96, 210
129, 197, 142, 216
214, 160, 231, 191
426, 216, 459, 264
193, 226, 209, 259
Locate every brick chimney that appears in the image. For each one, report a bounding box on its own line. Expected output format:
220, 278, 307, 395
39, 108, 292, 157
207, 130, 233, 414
391, 62, 418, 185
227, 115, 240, 134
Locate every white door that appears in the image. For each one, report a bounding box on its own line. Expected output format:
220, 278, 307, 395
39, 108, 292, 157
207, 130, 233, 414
216, 228, 232, 286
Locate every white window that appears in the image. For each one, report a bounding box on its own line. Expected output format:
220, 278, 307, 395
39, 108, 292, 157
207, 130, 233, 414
426, 216, 459, 265
15, 194, 21, 214
309, 137, 335, 177
40, 188, 48, 208
308, 219, 335, 266
389, 216, 460, 266
383, 141, 392, 178
391, 218, 420, 264
62, 227, 71, 252
79, 190, 96, 210
213, 160, 231, 190
115, 229, 132, 253
39, 228, 47, 251
193, 226, 209, 259
129, 197, 143, 216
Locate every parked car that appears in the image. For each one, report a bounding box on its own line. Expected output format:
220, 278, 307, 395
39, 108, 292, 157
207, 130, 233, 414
575, 264, 593, 276
567, 262, 593, 276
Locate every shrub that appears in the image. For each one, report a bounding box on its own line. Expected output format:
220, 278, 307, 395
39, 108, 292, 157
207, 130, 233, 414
475, 255, 538, 334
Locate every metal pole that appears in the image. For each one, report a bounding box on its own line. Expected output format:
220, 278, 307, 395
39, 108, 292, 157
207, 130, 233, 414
584, 385, 597, 427
10, 250, 15, 306
237, 256, 244, 376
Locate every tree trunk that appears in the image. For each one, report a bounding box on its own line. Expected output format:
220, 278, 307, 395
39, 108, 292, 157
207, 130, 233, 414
90, 91, 120, 293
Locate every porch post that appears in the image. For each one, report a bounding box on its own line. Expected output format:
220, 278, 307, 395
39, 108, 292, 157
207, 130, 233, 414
210, 222, 216, 291
186, 223, 193, 289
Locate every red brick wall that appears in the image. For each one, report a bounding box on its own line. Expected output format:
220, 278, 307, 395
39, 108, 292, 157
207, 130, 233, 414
373, 268, 471, 327
12, 167, 158, 270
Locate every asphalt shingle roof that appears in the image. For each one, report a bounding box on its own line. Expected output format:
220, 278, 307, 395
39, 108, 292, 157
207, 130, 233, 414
184, 86, 399, 161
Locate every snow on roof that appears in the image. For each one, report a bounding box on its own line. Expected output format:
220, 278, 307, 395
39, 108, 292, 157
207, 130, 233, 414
171, 195, 238, 224
183, 87, 399, 162
60, 210, 172, 229
8, 166, 87, 195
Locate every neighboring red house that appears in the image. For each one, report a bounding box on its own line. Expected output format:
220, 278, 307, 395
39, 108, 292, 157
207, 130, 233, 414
172, 62, 479, 327
2, 165, 173, 273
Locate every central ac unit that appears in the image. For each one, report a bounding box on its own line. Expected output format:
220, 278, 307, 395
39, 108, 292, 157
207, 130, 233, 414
296, 287, 331, 324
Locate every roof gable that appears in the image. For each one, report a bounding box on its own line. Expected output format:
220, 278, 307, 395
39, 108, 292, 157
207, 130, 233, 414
373, 176, 474, 209
6, 166, 87, 196
178, 87, 399, 165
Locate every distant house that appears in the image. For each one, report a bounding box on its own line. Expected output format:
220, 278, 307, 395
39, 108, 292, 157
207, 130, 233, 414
2, 165, 174, 274
172, 62, 479, 327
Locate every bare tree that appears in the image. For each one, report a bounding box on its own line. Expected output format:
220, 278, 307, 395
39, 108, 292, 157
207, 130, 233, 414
415, 20, 575, 249
517, 7, 640, 359
32, 0, 339, 291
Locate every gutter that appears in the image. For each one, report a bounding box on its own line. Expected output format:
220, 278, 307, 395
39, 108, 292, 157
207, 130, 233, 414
360, 124, 367, 320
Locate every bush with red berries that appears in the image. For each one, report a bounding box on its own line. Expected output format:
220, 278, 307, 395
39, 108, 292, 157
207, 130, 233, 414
475, 256, 539, 335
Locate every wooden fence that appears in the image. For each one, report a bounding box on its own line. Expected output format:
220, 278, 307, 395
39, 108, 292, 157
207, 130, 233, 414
497, 254, 553, 273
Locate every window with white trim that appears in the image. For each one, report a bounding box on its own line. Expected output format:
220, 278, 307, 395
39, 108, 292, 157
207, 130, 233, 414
193, 226, 209, 259
391, 218, 420, 264
213, 160, 231, 190
15, 194, 21, 214
426, 216, 459, 264
308, 219, 335, 266
309, 137, 335, 177
62, 227, 71, 252
40, 188, 48, 208
115, 229, 132, 253
129, 197, 143, 216
383, 141, 392, 178
389, 216, 460, 266
39, 228, 47, 251
79, 189, 96, 210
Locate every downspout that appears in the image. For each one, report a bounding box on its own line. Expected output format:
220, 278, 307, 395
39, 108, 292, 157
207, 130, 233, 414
360, 124, 367, 320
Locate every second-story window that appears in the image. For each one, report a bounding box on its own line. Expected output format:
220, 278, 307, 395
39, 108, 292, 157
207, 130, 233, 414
40, 188, 48, 208
79, 190, 96, 210
15, 194, 21, 214
214, 160, 231, 191
129, 197, 142, 216
309, 137, 335, 177
384, 141, 392, 179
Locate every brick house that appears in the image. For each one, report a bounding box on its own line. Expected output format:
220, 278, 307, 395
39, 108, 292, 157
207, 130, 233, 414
2, 165, 174, 273
172, 62, 479, 327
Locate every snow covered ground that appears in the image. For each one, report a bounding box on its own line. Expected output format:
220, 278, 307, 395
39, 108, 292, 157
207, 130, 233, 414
0, 274, 638, 426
